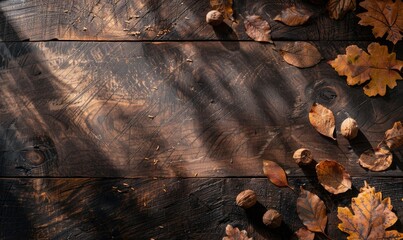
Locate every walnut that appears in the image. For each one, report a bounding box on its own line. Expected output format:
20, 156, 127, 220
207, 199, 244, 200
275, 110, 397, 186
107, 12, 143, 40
236, 189, 257, 209
293, 148, 313, 165
341, 117, 359, 139
206, 10, 224, 26
262, 209, 282, 228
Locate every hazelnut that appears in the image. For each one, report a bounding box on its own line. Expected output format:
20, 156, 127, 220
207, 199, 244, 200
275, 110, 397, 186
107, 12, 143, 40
262, 209, 282, 228
236, 189, 257, 209
206, 10, 224, 26
293, 148, 313, 165
341, 117, 359, 139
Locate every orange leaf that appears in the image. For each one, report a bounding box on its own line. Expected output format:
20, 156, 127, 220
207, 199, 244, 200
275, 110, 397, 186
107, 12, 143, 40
293, 227, 315, 240
210, 0, 234, 21
244, 15, 272, 42
329, 43, 403, 96
279, 42, 322, 68
308, 103, 335, 139
359, 147, 393, 171
385, 121, 403, 149
274, 6, 312, 26
262, 160, 289, 188
327, 0, 356, 20
223, 225, 252, 240
338, 181, 403, 239
297, 187, 328, 233
357, 0, 403, 44
316, 160, 352, 194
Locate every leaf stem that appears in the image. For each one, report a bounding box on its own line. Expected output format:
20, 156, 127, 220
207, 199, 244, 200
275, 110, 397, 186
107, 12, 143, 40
320, 231, 333, 240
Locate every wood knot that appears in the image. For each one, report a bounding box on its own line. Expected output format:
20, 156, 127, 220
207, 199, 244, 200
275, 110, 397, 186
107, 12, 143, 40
22, 150, 46, 165
316, 86, 337, 104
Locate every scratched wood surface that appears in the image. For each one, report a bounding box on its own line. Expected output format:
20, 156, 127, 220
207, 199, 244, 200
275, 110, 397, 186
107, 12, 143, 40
0, 0, 374, 41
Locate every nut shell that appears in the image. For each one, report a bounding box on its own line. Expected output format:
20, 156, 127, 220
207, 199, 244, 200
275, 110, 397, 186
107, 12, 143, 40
236, 189, 257, 209
206, 10, 224, 26
262, 209, 282, 228
293, 148, 313, 165
341, 117, 359, 139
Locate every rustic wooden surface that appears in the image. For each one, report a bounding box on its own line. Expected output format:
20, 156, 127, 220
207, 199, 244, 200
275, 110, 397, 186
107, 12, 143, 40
0, 0, 403, 239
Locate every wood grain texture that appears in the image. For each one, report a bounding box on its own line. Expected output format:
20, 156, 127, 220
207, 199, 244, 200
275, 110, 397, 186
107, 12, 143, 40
0, 41, 402, 178
0, 0, 374, 41
0, 177, 402, 239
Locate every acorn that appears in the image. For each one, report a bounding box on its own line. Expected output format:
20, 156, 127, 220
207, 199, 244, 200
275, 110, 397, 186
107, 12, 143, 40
206, 10, 224, 26
236, 189, 257, 209
341, 117, 359, 139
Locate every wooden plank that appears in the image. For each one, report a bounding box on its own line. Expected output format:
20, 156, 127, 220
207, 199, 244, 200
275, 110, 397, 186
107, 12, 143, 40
1, 177, 402, 239
0, 0, 374, 41
0, 41, 402, 177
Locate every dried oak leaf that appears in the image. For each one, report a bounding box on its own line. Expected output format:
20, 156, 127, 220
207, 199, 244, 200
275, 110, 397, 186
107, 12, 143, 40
326, 0, 356, 20
385, 121, 403, 149
244, 15, 272, 42
223, 225, 252, 240
357, 0, 403, 44
297, 187, 328, 233
308, 103, 335, 140
329, 42, 403, 96
338, 181, 403, 240
263, 160, 290, 188
359, 147, 393, 171
274, 6, 312, 26
279, 42, 322, 68
293, 227, 315, 240
210, 0, 234, 21
316, 160, 352, 194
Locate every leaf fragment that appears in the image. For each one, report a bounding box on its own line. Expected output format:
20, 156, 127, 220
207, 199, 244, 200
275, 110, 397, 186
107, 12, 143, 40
359, 147, 393, 171
210, 0, 234, 21
308, 103, 336, 139
316, 160, 352, 194
244, 15, 272, 42
293, 227, 315, 240
357, 0, 403, 44
338, 181, 403, 239
274, 6, 312, 26
262, 160, 289, 188
279, 42, 322, 68
328, 43, 403, 96
385, 121, 403, 149
223, 224, 252, 240
297, 187, 328, 233
326, 0, 356, 20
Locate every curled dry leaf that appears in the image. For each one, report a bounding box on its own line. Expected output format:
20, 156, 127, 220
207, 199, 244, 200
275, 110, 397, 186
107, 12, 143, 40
338, 181, 403, 239
328, 43, 403, 96
262, 160, 289, 188
210, 0, 234, 21
385, 121, 403, 149
308, 103, 336, 140
326, 0, 356, 20
357, 0, 403, 44
297, 187, 328, 233
279, 42, 322, 68
244, 15, 272, 42
293, 227, 315, 240
274, 6, 312, 26
359, 147, 393, 171
223, 225, 252, 240
316, 160, 352, 194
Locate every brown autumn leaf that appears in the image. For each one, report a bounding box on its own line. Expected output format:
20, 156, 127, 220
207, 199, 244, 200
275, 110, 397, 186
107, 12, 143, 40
210, 0, 234, 21
262, 160, 290, 188
279, 42, 322, 68
385, 121, 403, 149
297, 187, 328, 233
316, 160, 352, 194
308, 103, 335, 140
293, 227, 315, 240
329, 42, 403, 96
326, 0, 356, 20
357, 0, 403, 44
338, 181, 403, 239
244, 15, 272, 42
274, 6, 312, 26
223, 225, 252, 240
359, 147, 393, 171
